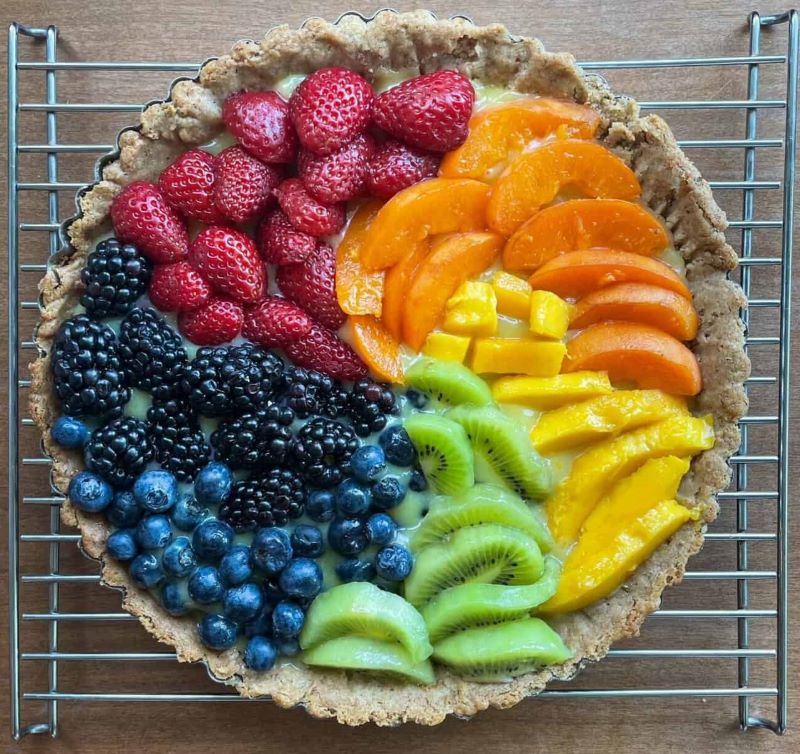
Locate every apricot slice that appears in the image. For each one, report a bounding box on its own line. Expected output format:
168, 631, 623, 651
359, 178, 491, 271
439, 98, 602, 180
350, 315, 404, 384
564, 322, 702, 396
335, 200, 385, 316
503, 199, 669, 271
488, 141, 641, 236
381, 241, 429, 341
402, 232, 503, 350
571, 282, 699, 340
528, 249, 691, 300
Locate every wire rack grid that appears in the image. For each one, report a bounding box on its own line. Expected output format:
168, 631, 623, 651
5, 9, 797, 741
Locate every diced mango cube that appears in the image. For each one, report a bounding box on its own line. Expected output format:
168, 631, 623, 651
470, 338, 566, 376
422, 332, 472, 363
491, 271, 532, 319
491, 371, 612, 409
529, 290, 572, 340
443, 281, 498, 337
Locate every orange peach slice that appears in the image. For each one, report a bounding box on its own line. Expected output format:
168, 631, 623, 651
381, 240, 430, 341
350, 315, 404, 384
335, 200, 384, 316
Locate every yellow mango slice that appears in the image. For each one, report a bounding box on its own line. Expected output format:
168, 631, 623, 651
422, 332, 472, 363
529, 290, 572, 340
491, 271, 532, 319
530, 390, 687, 454
491, 371, 612, 409
443, 281, 498, 337
471, 338, 566, 377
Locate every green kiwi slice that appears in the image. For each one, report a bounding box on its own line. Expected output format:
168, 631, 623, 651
404, 413, 474, 495
433, 617, 571, 682
299, 582, 433, 664
302, 636, 436, 685
405, 357, 493, 407
421, 556, 562, 643
447, 405, 553, 501
403, 524, 544, 608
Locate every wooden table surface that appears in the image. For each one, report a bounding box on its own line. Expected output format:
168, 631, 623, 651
1, 1, 798, 751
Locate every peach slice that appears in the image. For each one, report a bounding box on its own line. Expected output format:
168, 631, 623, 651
335, 200, 385, 316
381, 240, 429, 341
487, 141, 641, 236
350, 315, 404, 384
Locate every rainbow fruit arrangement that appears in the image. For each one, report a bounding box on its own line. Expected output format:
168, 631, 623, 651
51, 65, 713, 684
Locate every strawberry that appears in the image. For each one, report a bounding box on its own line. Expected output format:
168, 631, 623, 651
276, 243, 346, 330
289, 67, 374, 156
298, 133, 376, 204
148, 261, 213, 312
274, 178, 345, 237
373, 70, 475, 152
222, 91, 298, 164
110, 181, 189, 263
158, 148, 224, 224
256, 209, 316, 266
178, 298, 243, 346
188, 226, 267, 305
213, 146, 281, 223
285, 323, 367, 381
243, 296, 314, 349
366, 139, 440, 198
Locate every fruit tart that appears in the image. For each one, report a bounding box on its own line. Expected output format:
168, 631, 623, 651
31, 10, 749, 726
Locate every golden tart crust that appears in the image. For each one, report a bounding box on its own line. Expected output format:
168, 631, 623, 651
29, 9, 749, 726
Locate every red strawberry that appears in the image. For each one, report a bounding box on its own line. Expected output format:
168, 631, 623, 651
243, 296, 314, 349
290, 67, 374, 156
373, 70, 475, 152
222, 91, 298, 164
298, 133, 376, 204
110, 182, 189, 263
178, 298, 243, 346
158, 148, 223, 224
366, 139, 440, 199
274, 178, 345, 237
285, 324, 367, 381
148, 261, 213, 312
188, 226, 267, 304
256, 209, 316, 266
276, 243, 346, 330
212, 146, 281, 223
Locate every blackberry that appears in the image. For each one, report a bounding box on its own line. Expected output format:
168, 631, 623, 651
292, 418, 359, 489
80, 238, 151, 319
181, 344, 284, 417
219, 468, 306, 532
278, 367, 348, 419
147, 398, 211, 482
346, 379, 398, 437
51, 314, 130, 418
85, 417, 153, 488
211, 403, 295, 470
118, 307, 187, 400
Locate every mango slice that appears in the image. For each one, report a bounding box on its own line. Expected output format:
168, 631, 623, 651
422, 332, 472, 363
444, 281, 498, 337
491, 271, 532, 319
471, 338, 566, 377
491, 372, 613, 409
528, 290, 571, 340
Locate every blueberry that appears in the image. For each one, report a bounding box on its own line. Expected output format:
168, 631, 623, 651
162, 536, 197, 578
405, 389, 429, 410
371, 475, 406, 510
378, 425, 417, 467
367, 513, 397, 546
409, 469, 428, 492
129, 553, 164, 588
51, 416, 90, 449
106, 490, 143, 528
198, 613, 239, 651
306, 489, 336, 523
251, 527, 292, 575
375, 544, 414, 582
290, 525, 325, 558
262, 580, 285, 608
135, 514, 173, 549
161, 581, 190, 616
335, 478, 372, 517
106, 528, 138, 561
271, 600, 305, 640
194, 462, 233, 506
68, 471, 113, 513
219, 545, 253, 586
192, 519, 234, 562
170, 494, 210, 532
244, 606, 274, 638
349, 445, 386, 483
188, 565, 225, 604
328, 517, 370, 556
223, 582, 264, 622
335, 557, 376, 583
279, 558, 323, 601
133, 470, 178, 513
244, 635, 278, 671
276, 639, 300, 657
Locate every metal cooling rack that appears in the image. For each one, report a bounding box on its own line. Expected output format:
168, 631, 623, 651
6, 10, 797, 741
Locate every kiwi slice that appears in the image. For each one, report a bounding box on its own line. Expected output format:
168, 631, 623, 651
420, 556, 561, 643
433, 617, 571, 682
405, 357, 493, 407
302, 636, 436, 686
409, 483, 554, 554
300, 582, 433, 664
403, 524, 544, 608
404, 413, 474, 495
447, 405, 552, 501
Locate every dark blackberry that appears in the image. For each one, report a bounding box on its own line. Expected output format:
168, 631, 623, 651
147, 398, 211, 482
80, 238, 151, 319
278, 366, 348, 419
85, 417, 153, 488
181, 344, 284, 417
210, 403, 295, 471
346, 379, 398, 437
118, 307, 187, 400
51, 314, 130, 418
219, 468, 306, 532
292, 418, 359, 489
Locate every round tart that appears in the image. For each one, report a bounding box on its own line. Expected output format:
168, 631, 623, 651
31, 10, 749, 726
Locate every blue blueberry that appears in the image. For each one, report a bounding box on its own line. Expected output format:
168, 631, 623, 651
135, 514, 173, 549
279, 558, 323, 601
129, 553, 164, 588
51, 416, 90, 449
375, 544, 414, 582
170, 494, 210, 532
335, 478, 372, 517
223, 583, 264, 622
106, 490, 143, 528
276, 639, 300, 657
192, 519, 234, 562
290, 525, 325, 558
244, 606, 274, 638
271, 600, 305, 640
367, 513, 397, 546
194, 462, 233, 506
262, 580, 285, 608
219, 545, 253, 586
68, 471, 113, 513
251, 527, 292, 575
379, 425, 416, 467
106, 528, 139, 561
162, 536, 196, 578
335, 557, 376, 583
161, 581, 190, 616
198, 613, 239, 651
188, 565, 225, 604
349, 445, 386, 483
371, 476, 406, 510
328, 517, 370, 556
409, 469, 428, 492
133, 470, 178, 513
305, 489, 335, 523
244, 635, 278, 670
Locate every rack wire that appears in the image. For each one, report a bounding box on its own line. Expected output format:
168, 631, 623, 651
6, 10, 796, 741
